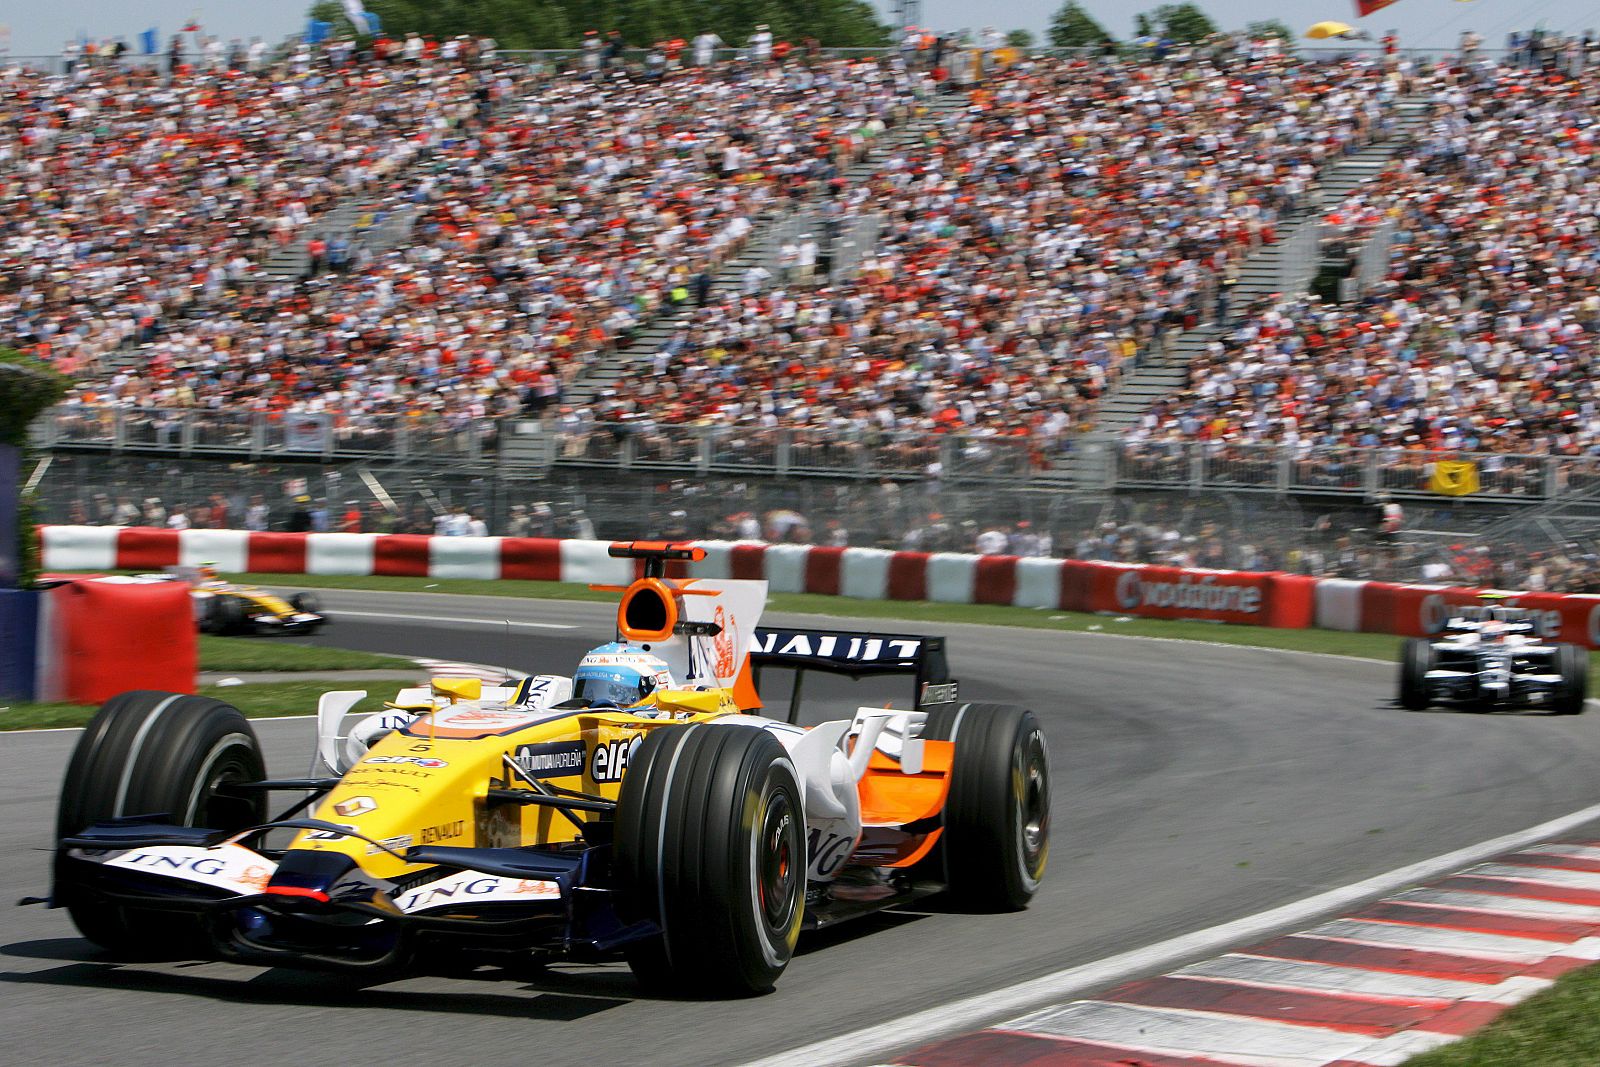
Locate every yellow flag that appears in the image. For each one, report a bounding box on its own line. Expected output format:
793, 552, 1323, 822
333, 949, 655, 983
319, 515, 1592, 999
1430, 460, 1480, 496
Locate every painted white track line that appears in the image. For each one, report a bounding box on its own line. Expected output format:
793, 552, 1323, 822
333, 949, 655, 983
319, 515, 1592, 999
1, 714, 320, 735
329, 609, 575, 630
744, 799, 1600, 1067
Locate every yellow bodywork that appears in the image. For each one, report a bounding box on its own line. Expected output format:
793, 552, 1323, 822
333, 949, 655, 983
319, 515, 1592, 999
291, 687, 742, 879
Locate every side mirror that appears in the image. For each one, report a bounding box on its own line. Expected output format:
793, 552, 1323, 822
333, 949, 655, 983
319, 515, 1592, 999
431, 677, 482, 703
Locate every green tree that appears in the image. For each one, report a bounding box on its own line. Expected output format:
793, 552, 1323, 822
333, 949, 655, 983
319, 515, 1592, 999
1006, 29, 1034, 48
337, 0, 889, 49
1142, 3, 1218, 43
1245, 19, 1295, 47
1048, 2, 1112, 48
0, 349, 69, 590
308, 0, 361, 38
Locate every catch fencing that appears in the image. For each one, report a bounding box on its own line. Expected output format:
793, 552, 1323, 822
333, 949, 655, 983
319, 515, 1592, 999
38, 406, 1600, 508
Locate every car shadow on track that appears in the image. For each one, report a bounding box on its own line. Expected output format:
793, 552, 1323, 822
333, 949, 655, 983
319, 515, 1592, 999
1386, 700, 1571, 717
1, 938, 629, 1019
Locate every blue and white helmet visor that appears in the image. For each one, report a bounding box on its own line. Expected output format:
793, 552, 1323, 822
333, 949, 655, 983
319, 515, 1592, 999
574, 667, 652, 708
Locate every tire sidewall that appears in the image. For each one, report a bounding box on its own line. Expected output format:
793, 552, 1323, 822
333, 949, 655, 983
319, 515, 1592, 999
737, 752, 804, 972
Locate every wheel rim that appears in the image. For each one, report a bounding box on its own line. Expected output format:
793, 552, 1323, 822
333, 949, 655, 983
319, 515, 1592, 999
1014, 730, 1049, 874
757, 791, 799, 932
187, 746, 261, 830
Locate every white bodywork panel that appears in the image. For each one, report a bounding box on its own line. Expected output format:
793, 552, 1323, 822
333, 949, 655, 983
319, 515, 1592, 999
713, 708, 928, 882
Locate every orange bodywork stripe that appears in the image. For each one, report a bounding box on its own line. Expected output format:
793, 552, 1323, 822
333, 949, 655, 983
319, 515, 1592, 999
857, 740, 953, 827
853, 825, 944, 868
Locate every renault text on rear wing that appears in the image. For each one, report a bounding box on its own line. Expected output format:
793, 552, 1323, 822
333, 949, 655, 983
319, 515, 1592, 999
749, 627, 956, 723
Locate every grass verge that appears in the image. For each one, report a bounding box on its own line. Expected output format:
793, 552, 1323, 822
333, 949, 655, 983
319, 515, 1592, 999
1404, 965, 1600, 1065
0, 681, 384, 731
198, 635, 413, 673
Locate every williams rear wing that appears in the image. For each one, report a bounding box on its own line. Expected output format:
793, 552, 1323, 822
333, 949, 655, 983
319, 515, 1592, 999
748, 627, 958, 724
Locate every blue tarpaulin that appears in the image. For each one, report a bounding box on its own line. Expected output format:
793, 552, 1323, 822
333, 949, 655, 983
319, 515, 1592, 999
0, 588, 39, 701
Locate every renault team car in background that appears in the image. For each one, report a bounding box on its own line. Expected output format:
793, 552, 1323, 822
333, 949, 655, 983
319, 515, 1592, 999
1399, 598, 1587, 714
150, 565, 327, 635
42, 543, 1049, 995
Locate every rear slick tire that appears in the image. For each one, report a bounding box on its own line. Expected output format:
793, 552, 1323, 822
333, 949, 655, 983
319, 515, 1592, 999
1554, 644, 1588, 715
54, 691, 267, 958
917, 703, 1050, 911
613, 724, 805, 996
1399, 638, 1433, 711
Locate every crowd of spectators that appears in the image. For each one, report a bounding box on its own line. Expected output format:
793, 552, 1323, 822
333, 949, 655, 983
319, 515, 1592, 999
1128, 55, 1600, 470
9, 39, 926, 445
26, 30, 1600, 594
585, 44, 1396, 449
13, 37, 1404, 455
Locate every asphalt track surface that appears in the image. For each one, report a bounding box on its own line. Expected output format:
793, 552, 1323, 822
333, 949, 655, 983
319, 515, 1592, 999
10, 590, 1600, 1066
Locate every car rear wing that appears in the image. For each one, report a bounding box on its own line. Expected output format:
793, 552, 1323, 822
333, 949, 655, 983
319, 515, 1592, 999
748, 627, 958, 724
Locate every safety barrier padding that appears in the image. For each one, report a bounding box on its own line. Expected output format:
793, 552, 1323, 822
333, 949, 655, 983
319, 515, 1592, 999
246, 532, 309, 573
305, 532, 377, 576
1012, 557, 1063, 609
48, 578, 196, 703
927, 553, 977, 604
687, 540, 735, 581
1264, 574, 1317, 629
839, 547, 893, 601
803, 546, 846, 596
1058, 559, 1094, 613
40, 525, 118, 571
560, 538, 632, 586
1314, 579, 1368, 632
56, 527, 1600, 647
371, 534, 433, 577
177, 528, 251, 573
763, 544, 812, 595
115, 526, 180, 569
728, 543, 768, 581
973, 556, 1017, 606
430, 536, 503, 581
886, 551, 930, 602
499, 537, 562, 582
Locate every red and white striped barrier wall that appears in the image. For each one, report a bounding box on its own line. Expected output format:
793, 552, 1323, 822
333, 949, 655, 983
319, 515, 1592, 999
38, 526, 1600, 647
38, 527, 1314, 620
1314, 579, 1600, 648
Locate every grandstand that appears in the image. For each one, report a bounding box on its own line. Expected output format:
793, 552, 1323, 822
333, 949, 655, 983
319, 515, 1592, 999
14, 30, 1600, 589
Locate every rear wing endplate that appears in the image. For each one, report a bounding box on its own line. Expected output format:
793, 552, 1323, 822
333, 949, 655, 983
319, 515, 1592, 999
748, 627, 958, 724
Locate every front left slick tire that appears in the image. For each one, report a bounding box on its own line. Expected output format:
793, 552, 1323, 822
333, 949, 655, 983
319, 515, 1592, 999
613, 724, 805, 995
55, 691, 267, 958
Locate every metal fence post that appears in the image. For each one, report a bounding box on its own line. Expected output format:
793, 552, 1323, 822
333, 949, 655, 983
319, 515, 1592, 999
1189, 445, 1204, 490
1545, 456, 1560, 500
775, 430, 790, 478
1276, 445, 1291, 494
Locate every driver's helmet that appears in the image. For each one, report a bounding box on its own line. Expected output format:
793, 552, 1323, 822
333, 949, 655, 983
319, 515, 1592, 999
573, 642, 675, 708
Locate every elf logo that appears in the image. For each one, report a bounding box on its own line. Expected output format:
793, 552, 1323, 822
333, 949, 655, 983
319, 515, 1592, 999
591, 736, 643, 783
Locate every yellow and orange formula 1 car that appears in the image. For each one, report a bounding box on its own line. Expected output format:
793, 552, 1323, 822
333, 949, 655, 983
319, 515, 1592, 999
42, 543, 1049, 994
147, 565, 327, 635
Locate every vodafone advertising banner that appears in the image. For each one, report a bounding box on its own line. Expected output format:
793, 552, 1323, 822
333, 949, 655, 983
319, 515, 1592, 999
1065, 562, 1315, 628
1358, 583, 1600, 647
